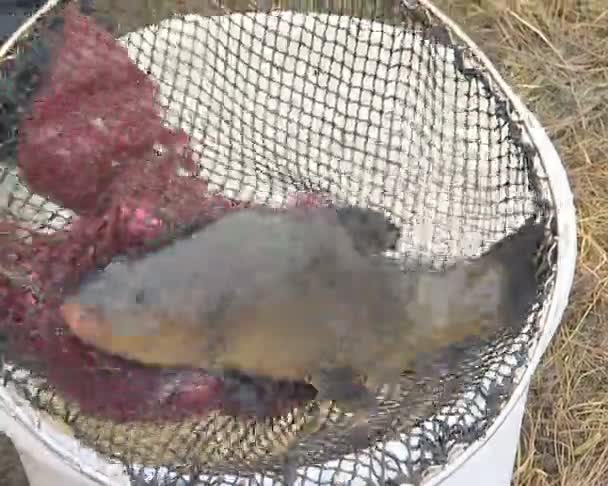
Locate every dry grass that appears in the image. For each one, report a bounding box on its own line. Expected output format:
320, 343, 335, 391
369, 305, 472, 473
0, 1, 606, 485
432, 0, 608, 485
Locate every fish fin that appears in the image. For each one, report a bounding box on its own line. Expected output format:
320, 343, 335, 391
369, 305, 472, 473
312, 367, 373, 406
348, 421, 372, 449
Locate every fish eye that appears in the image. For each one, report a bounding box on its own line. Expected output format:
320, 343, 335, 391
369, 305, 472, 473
134, 290, 145, 304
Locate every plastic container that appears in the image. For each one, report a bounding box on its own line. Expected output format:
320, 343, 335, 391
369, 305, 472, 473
0, 0, 576, 484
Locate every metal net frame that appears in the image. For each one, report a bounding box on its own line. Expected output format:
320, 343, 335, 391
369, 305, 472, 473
0, 0, 560, 484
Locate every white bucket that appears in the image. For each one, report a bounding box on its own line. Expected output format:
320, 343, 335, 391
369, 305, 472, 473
0, 1, 576, 484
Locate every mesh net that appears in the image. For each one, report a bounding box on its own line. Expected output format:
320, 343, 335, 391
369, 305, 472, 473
0, 0, 560, 484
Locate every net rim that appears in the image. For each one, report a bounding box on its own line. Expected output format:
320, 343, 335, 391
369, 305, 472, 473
0, 0, 577, 484
0, 0, 61, 61
415, 0, 577, 483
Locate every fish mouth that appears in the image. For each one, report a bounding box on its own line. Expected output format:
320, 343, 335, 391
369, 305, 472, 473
60, 301, 106, 342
